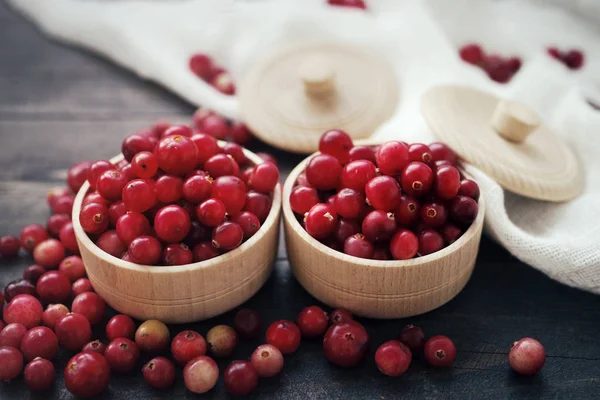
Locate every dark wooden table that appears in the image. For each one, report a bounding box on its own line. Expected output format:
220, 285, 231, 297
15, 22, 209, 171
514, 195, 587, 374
1, 3, 599, 399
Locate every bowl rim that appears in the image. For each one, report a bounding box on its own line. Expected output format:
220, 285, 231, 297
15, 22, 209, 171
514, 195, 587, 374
72, 144, 282, 274
282, 151, 485, 268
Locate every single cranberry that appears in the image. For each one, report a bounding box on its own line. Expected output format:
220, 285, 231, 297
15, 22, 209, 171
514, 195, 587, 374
119, 163, 136, 181
319, 129, 353, 164
225, 122, 251, 145
68, 161, 92, 193
418, 229, 445, 256
434, 165, 461, 200
182, 174, 213, 204
23, 264, 46, 284
440, 223, 462, 245
333, 218, 360, 244
0, 323, 27, 348
547, 47, 562, 60
116, 212, 151, 246
135, 319, 170, 353
365, 176, 401, 211
20, 326, 59, 361
251, 344, 284, 378
221, 142, 246, 165
424, 335, 456, 367
192, 107, 215, 129
204, 154, 239, 178
304, 203, 338, 240
106, 201, 126, 226
4, 294, 43, 329
24, 357, 55, 391
0, 346, 24, 381
450, 196, 478, 225
104, 337, 140, 373
143, 356, 175, 389
212, 221, 244, 250
52, 194, 75, 215
20, 224, 48, 253
72, 278, 94, 296
82, 340, 106, 355
181, 355, 218, 394
507, 57, 522, 72
251, 162, 279, 194
323, 321, 369, 367
484, 55, 512, 83
96, 230, 127, 258
130, 151, 158, 179
154, 177, 183, 205
459, 43, 484, 65
376, 141, 409, 175
224, 360, 258, 396
564, 49, 584, 70
189, 53, 214, 79
407, 143, 433, 164
36, 271, 71, 304
0, 235, 20, 258
64, 351, 110, 398
329, 309, 353, 325
162, 124, 193, 138
398, 324, 426, 351
348, 145, 376, 163
161, 243, 192, 266
87, 160, 116, 190
192, 242, 220, 262
200, 114, 230, 140
231, 211, 261, 240
47, 187, 71, 209
509, 337, 545, 376
171, 330, 207, 365
340, 160, 378, 192
394, 194, 420, 226
233, 309, 261, 339
82, 191, 110, 208
266, 320, 301, 355
375, 340, 412, 376
206, 325, 238, 358
106, 314, 135, 341
184, 221, 210, 246
390, 229, 418, 260
154, 205, 191, 243
328, 0, 367, 9
372, 246, 391, 260
344, 234, 374, 259
59, 222, 79, 254
58, 256, 86, 282
334, 188, 365, 219
122, 134, 155, 162
71, 292, 106, 325
429, 142, 457, 164
122, 179, 158, 213
458, 179, 480, 200
305, 154, 342, 190
297, 306, 329, 338
211, 175, 247, 216
4, 279, 36, 302
55, 313, 92, 351
196, 198, 226, 227
79, 203, 110, 235
42, 303, 69, 330
211, 71, 236, 95
32, 239, 65, 270
244, 191, 272, 222
362, 210, 397, 242
128, 236, 162, 265
421, 202, 448, 227
97, 170, 128, 201
400, 162, 434, 197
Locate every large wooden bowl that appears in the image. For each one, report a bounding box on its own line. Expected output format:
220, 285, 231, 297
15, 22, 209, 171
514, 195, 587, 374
72, 148, 281, 324
283, 155, 485, 319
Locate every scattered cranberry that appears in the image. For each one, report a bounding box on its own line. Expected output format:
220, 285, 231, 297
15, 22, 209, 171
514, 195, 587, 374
266, 320, 301, 355
3, 294, 43, 329
424, 335, 456, 367
4, 278, 37, 302
59, 256, 86, 282
33, 238, 65, 268
72, 292, 106, 325
55, 313, 92, 351
184, 355, 219, 394
189, 53, 214, 80
459, 43, 484, 65
230, 122, 253, 144
20, 224, 48, 253
105, 337, 139, 373
72, 278, 94, 296
297, 306, 329, 338
375, 340, 412, 376
329, 308, 353, 325
233, 309, 262, 339
68, 161, 92, 192
509, 337, 545, 376
24, 357, 55, 391
143, 356, 176, 389
135, 319, 170, 353
52, 194, 75, 215
106, 314, 135, 342
211, 71, 236, 95
206, 325, 237, 358
251, 344, 284, 378
42, 304, 69, 330
64, 351, 110, 398
59, 222, 79, 254
323, 321, 369, 367
0, 235, 20, 258
564, 49, 584, 70
0, 346, 24, 381
224, 360, 259, 396
200, 114, 230, 140
82, 340, 106, 355
0, 323, 28, 348
20, 326, 59, 361
171, 330, 207, 365
36, 271, 71, 304
47, 187, 71, 209
398, 324, 426, 352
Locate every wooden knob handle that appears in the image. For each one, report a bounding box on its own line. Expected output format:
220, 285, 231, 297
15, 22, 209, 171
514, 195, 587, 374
299, 56, 335, 96
491, 100, 540, 143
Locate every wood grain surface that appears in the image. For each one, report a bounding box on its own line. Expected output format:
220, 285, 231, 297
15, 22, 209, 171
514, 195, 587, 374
1, 3, 599, 399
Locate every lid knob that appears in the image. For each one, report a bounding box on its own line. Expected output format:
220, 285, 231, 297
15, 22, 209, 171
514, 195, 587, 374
299, 56, 335, 96
491, 100, 540, 143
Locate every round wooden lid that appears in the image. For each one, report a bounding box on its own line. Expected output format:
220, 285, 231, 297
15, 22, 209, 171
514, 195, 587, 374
420, 85, 583, 202
239, 41, 399, 154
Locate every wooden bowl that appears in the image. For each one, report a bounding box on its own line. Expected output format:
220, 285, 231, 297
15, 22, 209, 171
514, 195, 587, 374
282, 155, 485, 319
72, 148, 281, 324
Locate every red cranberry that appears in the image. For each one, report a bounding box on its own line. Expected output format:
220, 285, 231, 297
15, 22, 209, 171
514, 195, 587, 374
192, 242, 219, 262
87, 160, 116, 189
323, 321, 369, 367
24, 357, 55, 390
398, 324, 426, 351
344, 233, 374, 259
450, 196, 478, 225
211, 175, 247, 215
365, 176, 401, 211
182, 173, 213, 204
362, 210, 397, 242
305, 154, 342, 190
319, 129, 353, 164
400, 162, 433, 197
33, 238, 65, 268
20, 224, 49, 253
181, 355, 218, 394
200, 114, 230, 139
58, 256, 85, 282
196, 198, 226, 227
68, 161, 92, 192
204, 154, 239, 179
0, 346, 23, 381
189, 54, 214, 79
155, 175, 184, 203
251, 162, 279, 194
58, 222, 79, 254
206, 325, 237, 358
224, 360, 258, 396
434, 165, 461, 200
192, 107, 215, 128
184, 221, 210, 246
441, 223, 462, 244
82, 191, 110, 208
233, 309, 261, 339
507, 57, 522, 72
297, 306, 329, 338
251, 344, 284, 378
161, 124, 193, 138
334, 188, 365, 219
340, 160, 377, 192
212, 221, 244, 250
116, 212, 151, 245
329, 309, 353, 325
4, 279, 36, 302
23, 265, 46, 284
72, 292, 106, 325
484, 55, 512, 83
47, 214, 70, 237
171, 330, 207, 365
328, 0, 367, 9
143, 356, 176, 389
376, 141, 409, 175
394, 194, 420, 226
36, 271, 71, 304
225, 122, 251, 145
122, 134, 155, 162
47, 187, 71, 209
244, 191, 271, 222
548, 47, 562, 60
128, 236, 162, 265
52, 194, 75, 215
458, 179, 480, 200
81, 340, 106, 355
154, 205, 191, 243
105, 337, 139, 373
334, 218, 360, 244
79, 203, 109, 235
424, 335, 456, 367
390, 229, 418, 260
509, 337, 545, 376
135, 319, 170, 353
106, 314, 135, 341
372, 246, 391, 260
231, 211, 261, 240
0, 323, 27, 348
96, 230, 127, 258
266, 320, 301, 355
122, 179, 157, 213
20, 326, 58, 361
222, 142, 247, 165
161, 243, 193, 265
55, 313, 92, 351
375, 340, 412, 376
130, 151, 158, 179
459, 43, 484, 65
421, 202, 448, 227
408, 143, 434, 165
348, 145, 376, 163
0, 236, 20, 258
42, 304, 69, 330
72, 278, 94, 296
64, 351, 110, 398
97, 170, 128, 201
418, 229, 445, 255
211, 71, 236, 95
564, 49, 584, 70
4, 294, 43, 329
305, 203, 337, 239
429, 142, 457, 164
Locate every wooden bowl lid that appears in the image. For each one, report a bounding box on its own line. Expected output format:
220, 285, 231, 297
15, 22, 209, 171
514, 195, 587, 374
421, 85, 583, 202
239, 41, 399, 154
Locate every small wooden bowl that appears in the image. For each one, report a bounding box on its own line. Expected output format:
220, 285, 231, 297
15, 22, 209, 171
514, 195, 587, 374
283, 155, 485, 319
72, 148, 281, 324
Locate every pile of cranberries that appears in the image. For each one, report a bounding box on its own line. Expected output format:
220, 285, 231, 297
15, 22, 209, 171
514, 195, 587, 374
77, 121, 279, 266
459, 44, 522, 84
290, 130, 479, 260
327, 0, 367, 9
189, 53, 235, 95
546, 47, 585, 70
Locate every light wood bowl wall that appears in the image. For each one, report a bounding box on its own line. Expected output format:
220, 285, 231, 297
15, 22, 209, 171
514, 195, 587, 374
72, 148, 281, 324
282, 155, 484, 319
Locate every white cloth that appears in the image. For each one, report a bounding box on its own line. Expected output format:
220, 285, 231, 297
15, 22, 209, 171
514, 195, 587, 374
8, 0, 600, 293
